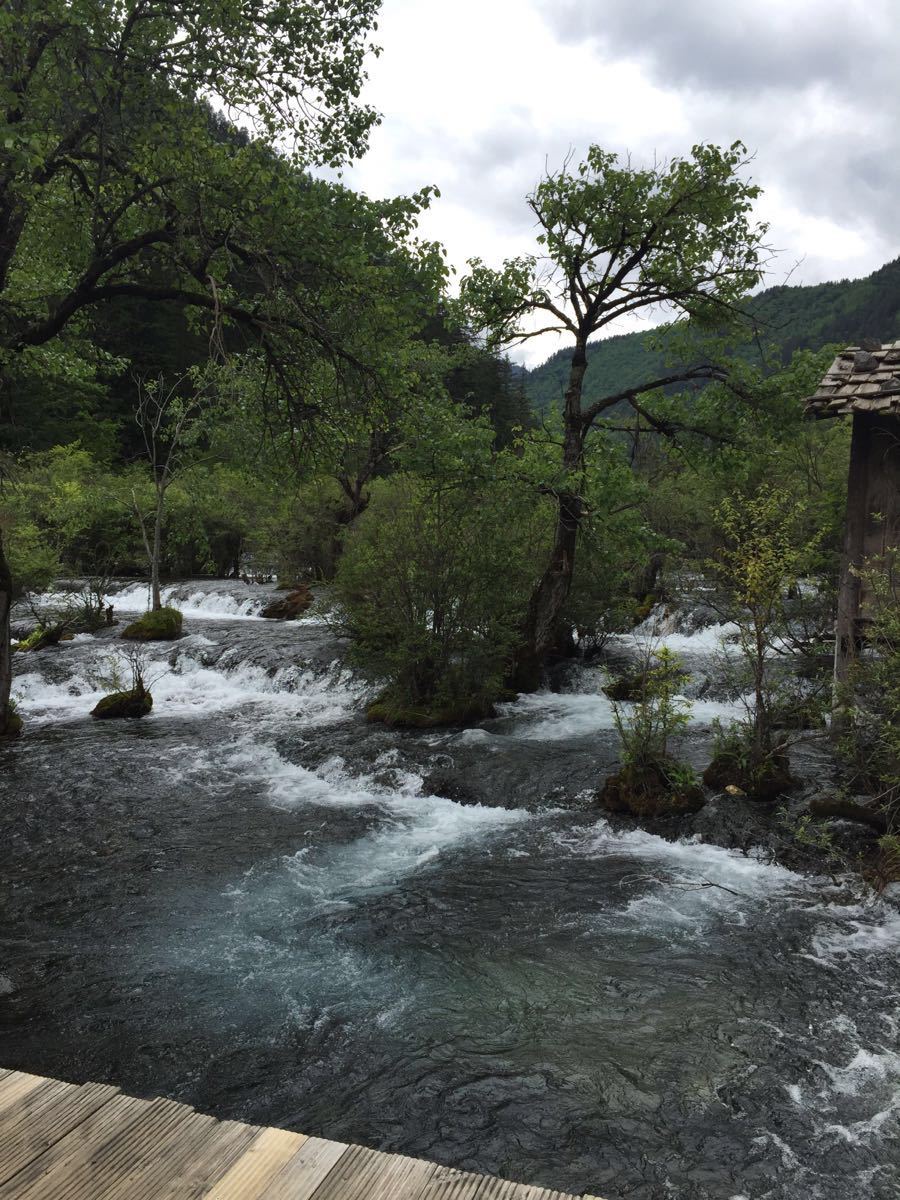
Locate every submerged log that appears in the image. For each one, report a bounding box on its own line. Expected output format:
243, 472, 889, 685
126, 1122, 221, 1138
808, 794, 888, 833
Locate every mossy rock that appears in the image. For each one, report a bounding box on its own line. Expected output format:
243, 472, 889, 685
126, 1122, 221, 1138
15, 625, 63, 652
121, 607, 182, 641
604, 672, 647, 702
0, 706, 23, 740
367, 693, 495, 729
703, 748, 795, 802
91, 687, 153, 720
598, 758, 704, 819
260, 586, 313, 619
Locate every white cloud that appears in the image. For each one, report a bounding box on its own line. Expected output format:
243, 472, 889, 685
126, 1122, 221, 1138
338, 0, 900, 366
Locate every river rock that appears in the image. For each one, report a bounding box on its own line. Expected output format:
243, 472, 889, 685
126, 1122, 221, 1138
121, 607, 183, 641
91, 687, 153, 719
260, 586, 314, 620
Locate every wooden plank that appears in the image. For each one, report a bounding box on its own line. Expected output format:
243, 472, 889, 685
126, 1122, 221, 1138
0, 1072, 49, 1114
305, 1143, 438, 1200
833, 411, 872, 707
202, 1126, 308, 1199
43, 1098, 204, 1200
0, 1082, 120, 1184
85, 1109, 223, 1200
0, 1079, 74, 1140
0, 1093, 158, 1198
255, 1135, 349, 1200
416, 1163, 486, 1200
151, 1120, 259, 1200
90, 1110, 253, 1200
0, 1070, 590, 1200
472, 1180, 566, 1200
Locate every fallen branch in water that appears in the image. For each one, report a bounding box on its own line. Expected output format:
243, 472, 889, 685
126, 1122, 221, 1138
620, 871, 750, 898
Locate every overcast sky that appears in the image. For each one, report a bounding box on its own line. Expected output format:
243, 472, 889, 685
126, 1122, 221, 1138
340, 0, 899, 366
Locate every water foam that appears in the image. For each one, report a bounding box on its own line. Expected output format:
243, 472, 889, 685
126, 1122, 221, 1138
494, 688, 745, 741
208, 740, 531, 902
12, 639, 365, 725
112, 581, 270, 619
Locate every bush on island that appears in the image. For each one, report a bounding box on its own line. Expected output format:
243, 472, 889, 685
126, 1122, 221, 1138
120, 607, 182, 641
367, 689, 496, 729
599, 759, 704, 819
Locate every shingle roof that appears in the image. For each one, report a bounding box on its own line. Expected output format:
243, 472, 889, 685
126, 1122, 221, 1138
805, 340, 900, 418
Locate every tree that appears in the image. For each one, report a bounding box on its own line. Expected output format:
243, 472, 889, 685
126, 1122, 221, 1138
461, 142, 768, 688
334, 402, 541, 724
703, 486, 822, 800
132, 373, 209, 610
0, 0, 384, 734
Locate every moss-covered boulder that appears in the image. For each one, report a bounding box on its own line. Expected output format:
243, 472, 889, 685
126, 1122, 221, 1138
91, 687, 153, 720
703, 747, 795, 802
260, 586, 313, 619
598, 758, 704, 820
121, 607, 182, 641
15, 625, 64, 652
367, 692, 496, 728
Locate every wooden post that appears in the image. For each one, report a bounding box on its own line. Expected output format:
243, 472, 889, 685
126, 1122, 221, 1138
833, 413, 872, 719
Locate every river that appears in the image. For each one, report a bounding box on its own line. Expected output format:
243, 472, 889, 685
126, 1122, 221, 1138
2, 580, 899, 1200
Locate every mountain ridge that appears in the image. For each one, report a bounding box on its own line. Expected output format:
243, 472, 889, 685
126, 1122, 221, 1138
524, 257, 900, 412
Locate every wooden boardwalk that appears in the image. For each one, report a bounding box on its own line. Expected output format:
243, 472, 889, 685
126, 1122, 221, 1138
0, 1069, 607, 1200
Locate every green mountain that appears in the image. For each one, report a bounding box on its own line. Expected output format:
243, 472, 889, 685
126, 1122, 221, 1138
524, 257, 900, 412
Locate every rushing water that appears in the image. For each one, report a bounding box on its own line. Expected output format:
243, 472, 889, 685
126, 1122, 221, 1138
2, 580, 899, 1200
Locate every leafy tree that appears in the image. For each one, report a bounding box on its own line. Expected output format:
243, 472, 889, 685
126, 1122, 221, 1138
334, 405, 541, 723
0, 0, 394, 734
461, 142, 767, 688
705, 486, 821, 798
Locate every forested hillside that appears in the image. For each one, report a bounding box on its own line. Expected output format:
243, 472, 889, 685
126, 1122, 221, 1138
525, 256, 900, 412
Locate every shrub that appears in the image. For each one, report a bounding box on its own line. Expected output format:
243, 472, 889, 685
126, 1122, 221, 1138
703, 718, 795, 801
612, 647, 692, 769
90, 646, 155, 719
599, 648, 703, 818
335, 474, 534, 724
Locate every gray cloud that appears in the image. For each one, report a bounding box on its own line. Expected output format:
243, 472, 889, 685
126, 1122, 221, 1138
542, 1, 892, 95
536, 0, 900, 279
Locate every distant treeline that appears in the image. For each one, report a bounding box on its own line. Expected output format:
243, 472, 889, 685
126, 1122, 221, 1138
525, 257, 900, 413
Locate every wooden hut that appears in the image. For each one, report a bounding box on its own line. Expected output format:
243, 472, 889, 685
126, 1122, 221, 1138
805, 340, 900, 694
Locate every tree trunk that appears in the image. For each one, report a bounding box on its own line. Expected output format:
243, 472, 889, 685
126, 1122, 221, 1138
151, 486, 164, 611
511, 339, 588, 691
326, 474, 371, 579
0, 529, 17, 737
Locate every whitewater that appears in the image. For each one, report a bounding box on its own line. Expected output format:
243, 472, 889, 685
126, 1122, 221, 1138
2, 579, 898, 1200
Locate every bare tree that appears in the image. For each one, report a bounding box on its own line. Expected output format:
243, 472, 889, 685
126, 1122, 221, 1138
132, 374, 207, 611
